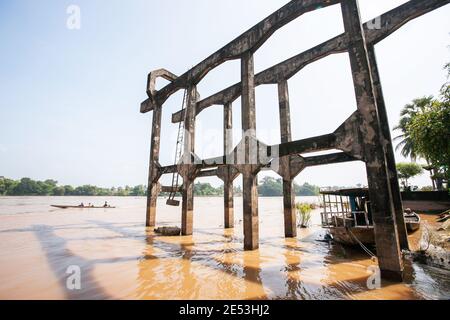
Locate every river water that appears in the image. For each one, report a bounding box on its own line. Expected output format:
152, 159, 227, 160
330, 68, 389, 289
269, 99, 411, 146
0, 196, 448, 300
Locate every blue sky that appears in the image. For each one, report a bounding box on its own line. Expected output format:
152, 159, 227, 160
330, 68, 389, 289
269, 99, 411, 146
0, 0, 449, 188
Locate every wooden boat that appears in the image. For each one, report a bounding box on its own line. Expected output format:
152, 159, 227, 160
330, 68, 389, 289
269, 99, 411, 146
320, 188, 422, 246
404, 212, 421, 233
51, 205, 116, 209
329, 227, 375, 246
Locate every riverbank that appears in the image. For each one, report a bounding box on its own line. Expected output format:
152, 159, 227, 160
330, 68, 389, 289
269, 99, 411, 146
407, 211, 450, 271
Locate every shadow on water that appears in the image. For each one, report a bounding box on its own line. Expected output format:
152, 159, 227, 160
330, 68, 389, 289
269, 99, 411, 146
2, 215, 448, 299
35, 220, 401, 299
29, 224, 111, 299
84, 219, 267, 299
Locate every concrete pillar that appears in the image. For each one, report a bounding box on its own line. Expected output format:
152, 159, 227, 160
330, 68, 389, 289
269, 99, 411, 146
241, 51, 259, 250
278, 80, 297, 238
282, 178, 296, 237
146, 104, 162, 227
341, 0, 403, 281
182, 179, 194, 235
243, 171, 259, 250
223, 102, 234, 228
241, 52, 256, 136
367, 45, 409, 251
181, 85, 197, 236
224, 179, 234, 228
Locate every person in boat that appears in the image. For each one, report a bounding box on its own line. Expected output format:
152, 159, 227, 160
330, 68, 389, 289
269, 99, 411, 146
79, 202, 85, 207
103, 201, 109, 208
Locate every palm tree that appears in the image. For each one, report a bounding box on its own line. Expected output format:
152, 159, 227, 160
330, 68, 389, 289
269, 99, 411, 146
393, 96, 434, 160
394, 96, 442, 189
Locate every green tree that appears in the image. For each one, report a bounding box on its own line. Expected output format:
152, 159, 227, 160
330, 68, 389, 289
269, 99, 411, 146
74, 185, 98, 196
394, 62, 450, 190
52, 186, 65, 196
216, 185, 224, 196
407, 101, 450, 186
394, 96, 434, 160
0, 177, 9, 195
63, 185, 75, 195
5, 179, 18, 194
233, 185, 242, 196
130, 185, 146, 196
116, 187, 127, 196
258, 177, 282, 197
96, 188, 112, 196
396, 163, 423, 190
441, 62, 450, 101
39, 179, 58, 195
295, 182, 320, 196
0, 177, 7, 195
12, 178, 39, 195
194, 182, 220, 196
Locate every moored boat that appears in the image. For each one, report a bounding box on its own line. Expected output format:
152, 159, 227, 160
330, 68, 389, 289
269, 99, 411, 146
320, 188, 422, 246
320, 188, 374, 246
404, 211, 421, 233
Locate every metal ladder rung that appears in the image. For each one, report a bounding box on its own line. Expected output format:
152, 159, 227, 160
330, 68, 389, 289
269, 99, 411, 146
166, 199, 180, 206
161, 185, 182, 193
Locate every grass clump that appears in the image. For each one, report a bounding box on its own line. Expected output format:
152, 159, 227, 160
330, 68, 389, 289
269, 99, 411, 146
296, 202, 313, 228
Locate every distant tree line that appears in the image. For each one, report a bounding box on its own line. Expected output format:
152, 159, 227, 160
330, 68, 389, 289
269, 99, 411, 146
0, 176, 320, 197
257, 177, 320, 196
0, 177, 147, 196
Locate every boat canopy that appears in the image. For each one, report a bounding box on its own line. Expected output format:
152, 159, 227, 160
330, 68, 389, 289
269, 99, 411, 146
320, 188, 372, 229
320, 188, 369, 197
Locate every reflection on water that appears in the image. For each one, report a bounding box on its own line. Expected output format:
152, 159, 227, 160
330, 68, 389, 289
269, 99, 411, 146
0, 196, 448, 300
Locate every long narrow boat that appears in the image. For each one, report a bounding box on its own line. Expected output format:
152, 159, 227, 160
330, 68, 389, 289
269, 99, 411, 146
51, 205, 116, 209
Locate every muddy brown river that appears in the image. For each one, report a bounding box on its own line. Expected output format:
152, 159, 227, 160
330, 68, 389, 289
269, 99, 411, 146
0, 196, 448, 300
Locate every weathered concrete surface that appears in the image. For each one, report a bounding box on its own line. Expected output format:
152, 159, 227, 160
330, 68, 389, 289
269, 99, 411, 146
144, 69, 178, 112
341, 0, 403, 281
242, 170, 259, 250
141, 0, 341, 113
170, 0, 450, 123
222, 102, 235, 229
278, 80, 297, 238
181, 179, 194, 235
367, 46, 409, 251
160, 152, 356, 176
181, 85, 198, 236
145, 103, 162, 227
241, 52, 260, 250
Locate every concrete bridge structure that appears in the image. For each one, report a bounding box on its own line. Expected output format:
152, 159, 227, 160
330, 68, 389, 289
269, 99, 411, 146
140, 0, 450, 281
